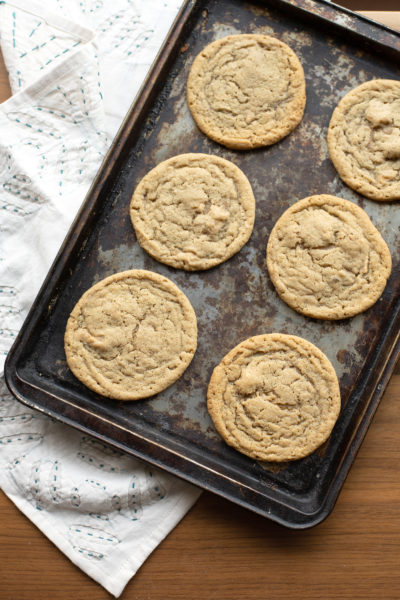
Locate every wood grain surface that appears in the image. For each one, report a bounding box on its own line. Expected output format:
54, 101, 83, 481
1, 4, 400, 600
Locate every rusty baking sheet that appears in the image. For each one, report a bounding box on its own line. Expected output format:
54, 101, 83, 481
5, 0, 400, 528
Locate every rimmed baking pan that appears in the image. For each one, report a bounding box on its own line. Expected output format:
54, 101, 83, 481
5, 0, 400, 528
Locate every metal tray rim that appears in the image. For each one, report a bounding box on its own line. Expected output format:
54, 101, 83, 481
4, 0, 400, 529
6, 326, 400, 529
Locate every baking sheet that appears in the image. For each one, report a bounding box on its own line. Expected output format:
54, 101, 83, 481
5, 0, 400, 528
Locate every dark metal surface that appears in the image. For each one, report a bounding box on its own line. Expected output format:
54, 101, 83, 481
5, 0, 400, 528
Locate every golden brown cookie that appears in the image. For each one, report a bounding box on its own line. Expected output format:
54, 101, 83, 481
130, 153, 255, 270
64, 270, 197, 400
187, 34, 306, 150
328, 79, 400, 201
266, 195, 392, 320
207, 333, 341, 462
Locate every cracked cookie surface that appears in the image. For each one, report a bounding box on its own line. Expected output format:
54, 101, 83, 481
207, 333, 340, 462
130, 153, 255, 270
266, 195, 392, 320
328, 79, 400, 201
187, 34, 306, 150
64, 270, 197, 400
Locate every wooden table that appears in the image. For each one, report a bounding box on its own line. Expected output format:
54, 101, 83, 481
1, 4, 399, 599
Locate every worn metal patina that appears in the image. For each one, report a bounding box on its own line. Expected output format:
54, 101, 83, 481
6, 0, 400, 527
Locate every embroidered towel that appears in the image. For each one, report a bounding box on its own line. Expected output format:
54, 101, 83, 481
0, 1, 201, 596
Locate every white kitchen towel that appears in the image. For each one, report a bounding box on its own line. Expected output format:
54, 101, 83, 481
0, 0, 202, 596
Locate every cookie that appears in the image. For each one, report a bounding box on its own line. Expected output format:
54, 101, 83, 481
187, 34, 306, 150
130, 153, 255, 270
328, 79, 400, 201
266, 195, 392, 320
64, 270, 197, 400
207, 333, 341, 462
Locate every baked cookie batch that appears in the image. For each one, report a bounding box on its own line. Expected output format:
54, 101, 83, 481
65, 270, 197, 401
186, 34, 306, 150
327, 79, 400, 201
207, 333, 341, 462
266, 195, 391, 320
65, 34, 396, 464
130, 153, 255, 270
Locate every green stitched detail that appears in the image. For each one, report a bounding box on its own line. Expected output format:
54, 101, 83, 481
29, 21, 42, 38
38, 41, 81, 70
12, 12, 16, 48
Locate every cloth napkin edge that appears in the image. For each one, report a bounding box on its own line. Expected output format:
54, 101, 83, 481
106, 482, 202, 596
1, 0, 94, 42
0, 39, 98, 114
1, 470, 201, 597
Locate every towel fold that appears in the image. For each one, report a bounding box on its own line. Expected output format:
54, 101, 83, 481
0, 1, 201, 596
